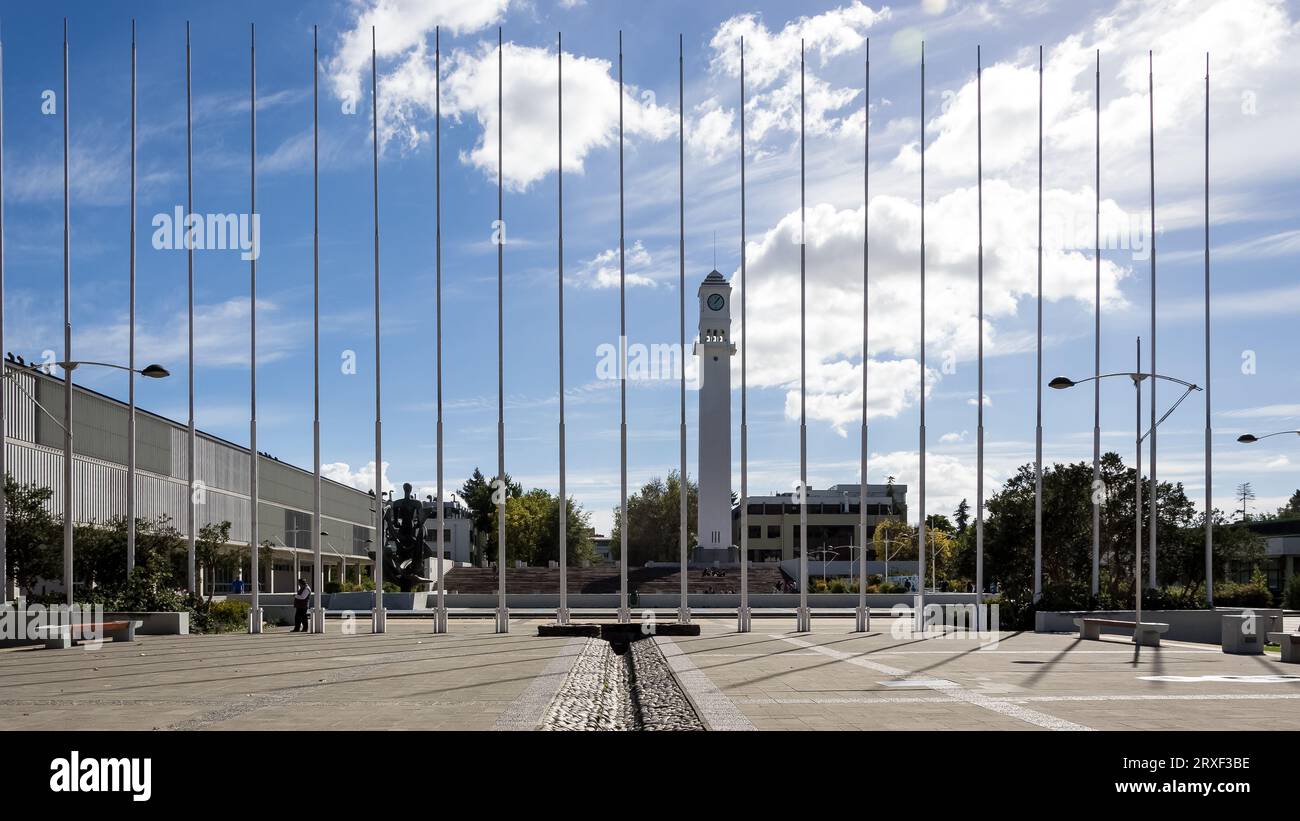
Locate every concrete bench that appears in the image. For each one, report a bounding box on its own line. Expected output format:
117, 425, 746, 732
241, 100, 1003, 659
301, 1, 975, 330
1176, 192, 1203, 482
1267, 632, 1300, 663
1074, 617, 1169, 647
34, 620, 140, 650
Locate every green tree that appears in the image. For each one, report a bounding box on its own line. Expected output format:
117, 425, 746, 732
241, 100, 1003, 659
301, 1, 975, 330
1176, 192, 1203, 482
500, 489, 596, 567
982, 452, 1264, 607
1275, 489, 1300, 519
195, 520, 234, 601
872, 518, 916, 562
953, 498, 970, 535
610, 471, 698, 566
3, 475, 59, 593
925, 514, 954, 534
460, 467, 522, 563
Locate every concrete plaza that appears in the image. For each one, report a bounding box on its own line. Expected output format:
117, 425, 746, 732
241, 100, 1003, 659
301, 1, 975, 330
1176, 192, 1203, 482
1, 616, 1297, 731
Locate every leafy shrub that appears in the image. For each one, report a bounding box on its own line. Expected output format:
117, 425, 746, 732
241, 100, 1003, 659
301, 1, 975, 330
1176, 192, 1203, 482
1215, 567, 1274, 608
188, 597, 250, 634
1284, 573, 1300, 610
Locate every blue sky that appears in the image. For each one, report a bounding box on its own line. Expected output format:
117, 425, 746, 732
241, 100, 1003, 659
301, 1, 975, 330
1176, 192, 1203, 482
3, 0, 1298, 534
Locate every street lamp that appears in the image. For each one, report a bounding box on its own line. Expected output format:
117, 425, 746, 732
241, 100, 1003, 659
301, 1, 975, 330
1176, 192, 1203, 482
1237, 431, 1300, 444
1050, 340, 1201, 638
55, 359, 168, 606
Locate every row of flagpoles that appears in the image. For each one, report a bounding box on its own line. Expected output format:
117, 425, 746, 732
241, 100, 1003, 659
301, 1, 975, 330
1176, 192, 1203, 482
0, 21, 1214, 632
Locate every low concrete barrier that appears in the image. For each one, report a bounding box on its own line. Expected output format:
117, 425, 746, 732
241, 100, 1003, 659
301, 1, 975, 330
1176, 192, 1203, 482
103, 611, 189, 636
1038, 608, 1282, 645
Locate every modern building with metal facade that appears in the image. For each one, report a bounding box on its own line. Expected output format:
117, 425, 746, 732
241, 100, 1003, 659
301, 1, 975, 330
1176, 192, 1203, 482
3, 359, 375, 595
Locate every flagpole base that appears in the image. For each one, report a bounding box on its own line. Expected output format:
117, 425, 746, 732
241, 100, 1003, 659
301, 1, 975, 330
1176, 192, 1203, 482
311, 607, 326, 634
371, 606, 386, 634
555, 606, 570, 626
795, 607, 811, 633
432, 607, 448, 634
736, 605, 751, 633
494, 607, 510, 633
855, 605, 870, 632
247, 608, 263, 634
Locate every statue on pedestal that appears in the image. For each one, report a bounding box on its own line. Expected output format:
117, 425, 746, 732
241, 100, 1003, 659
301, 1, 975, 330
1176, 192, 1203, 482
382, 482, 430, 592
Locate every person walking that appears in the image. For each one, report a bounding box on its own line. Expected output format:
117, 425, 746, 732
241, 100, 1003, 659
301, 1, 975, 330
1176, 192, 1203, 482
292, 578, 312, 633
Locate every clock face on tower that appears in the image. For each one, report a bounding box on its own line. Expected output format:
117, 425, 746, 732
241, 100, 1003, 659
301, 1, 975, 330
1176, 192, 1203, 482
707, 293, 725, 311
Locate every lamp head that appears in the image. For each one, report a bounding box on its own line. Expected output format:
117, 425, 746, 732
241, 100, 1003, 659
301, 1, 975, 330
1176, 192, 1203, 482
1048, 376, 1075, 390
141, 363, 170, 378
1237, 434, 1258, 444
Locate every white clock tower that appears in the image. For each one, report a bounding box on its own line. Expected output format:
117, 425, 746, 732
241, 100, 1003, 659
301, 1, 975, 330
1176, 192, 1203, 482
694, 270, 736, 562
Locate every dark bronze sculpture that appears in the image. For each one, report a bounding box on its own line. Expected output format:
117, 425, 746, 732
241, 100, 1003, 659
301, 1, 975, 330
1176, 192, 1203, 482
380, 482, 431, 592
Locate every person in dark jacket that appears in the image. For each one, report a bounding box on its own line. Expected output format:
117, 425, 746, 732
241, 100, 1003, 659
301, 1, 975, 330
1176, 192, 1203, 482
292, 579, 312, 632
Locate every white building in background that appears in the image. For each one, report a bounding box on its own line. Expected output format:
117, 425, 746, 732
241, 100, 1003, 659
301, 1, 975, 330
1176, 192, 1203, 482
694, 270, 736, 562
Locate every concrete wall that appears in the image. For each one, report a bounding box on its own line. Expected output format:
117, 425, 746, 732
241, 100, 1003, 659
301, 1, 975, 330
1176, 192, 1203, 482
1036, 608, 1284, 645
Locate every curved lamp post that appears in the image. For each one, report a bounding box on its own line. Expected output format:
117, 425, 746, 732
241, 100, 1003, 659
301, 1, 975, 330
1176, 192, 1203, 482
57, 359, 168, 605
1236, 431, 1300, 445
1049, 353, 1200, 639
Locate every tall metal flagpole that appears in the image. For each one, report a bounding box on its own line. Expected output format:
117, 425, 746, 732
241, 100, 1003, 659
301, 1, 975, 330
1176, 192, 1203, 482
311, 25, 324, 632
856, 41, 870, 633
1092, 49, 1100, 597
1034, 45, 1043, 602
248, 23, 261, 632
127, 20, 137, 578
1135, 337, 1143, 627
916, 42, 927, 631
494, 28, 508, 633
738, 36, 750, 633
677, 33, 689, 626
556, 31, 568, 626
371, 26, 386, 633
1147, 50, 1158, 590
434, 26, 447, 633
0, 20, 6, 604
1203, 52, 1213, 605
186, 23, 196, 600
976, 45, 984, 613
62, 19, 74, 608
795, 40, 810, 634
616, 31, 630, 624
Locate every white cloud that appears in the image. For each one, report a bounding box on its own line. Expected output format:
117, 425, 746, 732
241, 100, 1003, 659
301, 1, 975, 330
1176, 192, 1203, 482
706, 3, 889, 146
327, 1, 675, 190
323, 460, 394, 495
575, 240, 658, 289
737, 184, 1129, 429
940, 430, 967, 444
327, 0, 509, 112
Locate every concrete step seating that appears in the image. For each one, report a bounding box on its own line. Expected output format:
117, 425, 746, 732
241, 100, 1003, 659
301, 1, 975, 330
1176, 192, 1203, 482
439, 565, 791, 595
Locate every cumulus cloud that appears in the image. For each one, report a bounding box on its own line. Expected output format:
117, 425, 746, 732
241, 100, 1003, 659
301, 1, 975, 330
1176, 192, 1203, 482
735, 183, 1131, 430
326, 0, 674, 190
323, 460, 394, 495
705, 2, 889, 147
575, 240, 659, 289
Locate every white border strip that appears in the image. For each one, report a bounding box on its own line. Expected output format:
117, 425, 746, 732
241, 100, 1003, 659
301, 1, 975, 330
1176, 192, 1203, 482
494, 637, 587, 731
655, 636, 756, 731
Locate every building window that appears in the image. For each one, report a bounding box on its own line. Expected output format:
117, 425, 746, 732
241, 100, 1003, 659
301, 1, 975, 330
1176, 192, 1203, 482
352, 524, 369, 554
747, 525, 761, 539
768, 525, 781, 539
284, 509, 311, 549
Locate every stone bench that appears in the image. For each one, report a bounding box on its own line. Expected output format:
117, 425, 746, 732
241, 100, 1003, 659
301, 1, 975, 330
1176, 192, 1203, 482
34, 620, 140, 650
1074, 617, 1169, 647
1267, 632, 1300, 663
